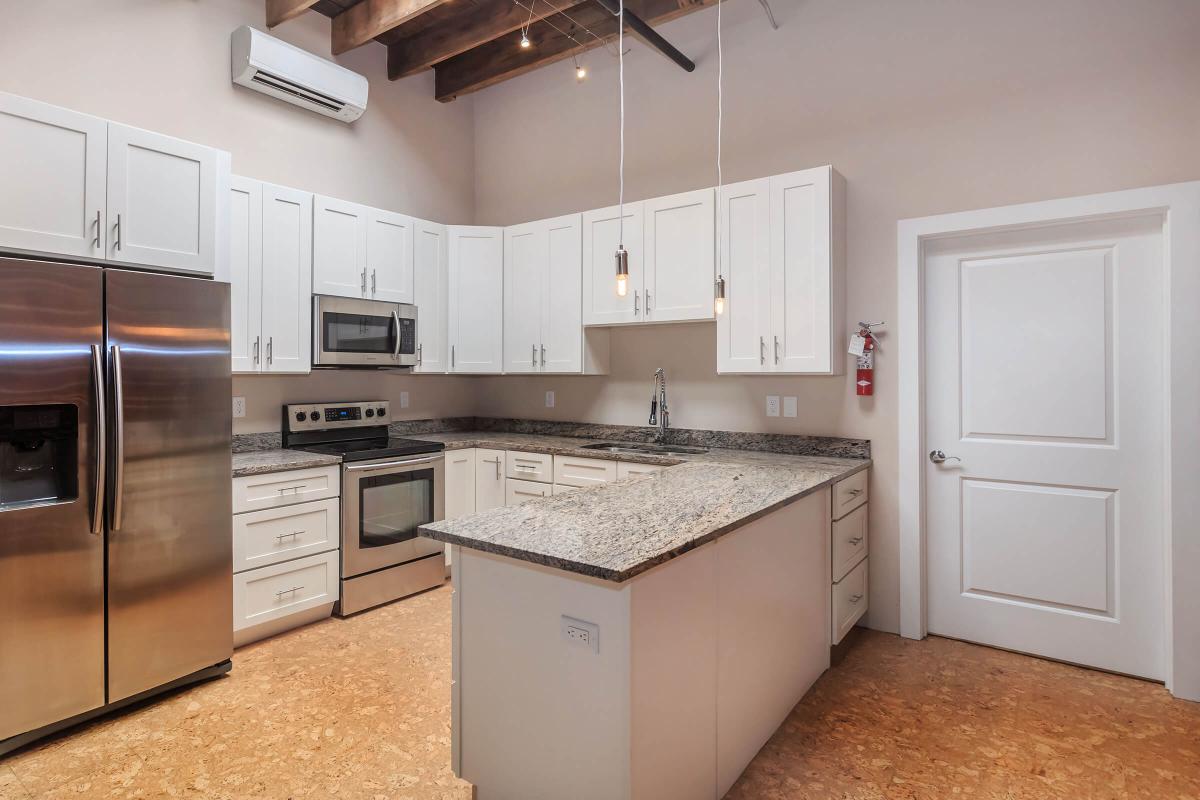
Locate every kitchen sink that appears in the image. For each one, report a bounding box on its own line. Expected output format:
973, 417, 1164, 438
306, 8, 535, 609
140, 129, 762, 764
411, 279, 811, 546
580, 442, 708, 457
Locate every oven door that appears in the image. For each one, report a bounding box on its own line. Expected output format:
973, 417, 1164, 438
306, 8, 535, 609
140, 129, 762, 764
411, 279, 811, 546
342, 453, 445, 578
313, 296, 417, 367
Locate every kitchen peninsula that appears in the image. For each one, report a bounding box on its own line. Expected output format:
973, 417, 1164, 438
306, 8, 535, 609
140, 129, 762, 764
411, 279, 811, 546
418, 426, 870, 800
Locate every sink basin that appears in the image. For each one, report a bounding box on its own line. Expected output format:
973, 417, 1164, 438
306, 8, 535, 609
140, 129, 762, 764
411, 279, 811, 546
579, 442, 708, 457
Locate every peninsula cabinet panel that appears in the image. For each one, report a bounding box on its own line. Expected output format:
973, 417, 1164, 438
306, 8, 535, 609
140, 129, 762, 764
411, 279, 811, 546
0, 92, 107, 259
413, 218, 449, 373
448, 225, 504, 373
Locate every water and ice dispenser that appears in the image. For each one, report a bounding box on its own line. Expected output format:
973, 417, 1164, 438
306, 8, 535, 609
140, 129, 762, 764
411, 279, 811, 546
0, 404, 78, 510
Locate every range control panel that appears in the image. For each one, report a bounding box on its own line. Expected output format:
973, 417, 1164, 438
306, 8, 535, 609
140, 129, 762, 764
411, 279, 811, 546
284, 401, 390, 433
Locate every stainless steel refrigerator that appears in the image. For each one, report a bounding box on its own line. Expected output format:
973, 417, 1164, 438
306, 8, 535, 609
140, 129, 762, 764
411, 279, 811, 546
0, 257, 233, 753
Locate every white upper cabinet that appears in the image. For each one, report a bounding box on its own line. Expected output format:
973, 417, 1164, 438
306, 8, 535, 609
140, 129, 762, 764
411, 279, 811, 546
503, 221, 545, 374
717, 166, 844, 375
643, 188, 715, 323
413, 218, 449, 373
543, 214, 593, 373
313, 195, 368, 298
0, 93, 107, 259
107, 123, 222, 275
366, 208, 414, 304
583, 202, 643, 325
448, 225, 504, 373
260, 183, 313, 373
230, 176, 312, 374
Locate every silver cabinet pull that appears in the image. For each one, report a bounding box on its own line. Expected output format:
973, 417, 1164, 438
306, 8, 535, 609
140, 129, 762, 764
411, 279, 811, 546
90, 344, 106, 536
276, 484, 305, 494
361, 269, 367, 294
532, 344, 537, 367
483, 456, 501, 480
253, 335, 260, 365
847, 488, 863, 497
267, 337, 273, 365
759, 336, 765, 365
634, 291, 639, 315
93, 210, 102, 250
451, 345, 455, 368
275, 531, 303, 542
372, 269, 377, 294
275, 585, 304, 599
417, 343, 423, 365
110, 345, 126, 531
114, 213, 122, 252
848, 536, 864, 545
540, 344, 546, 367
645, 290, 652, 312
848, 593, 863, 604
773, 335, 780, 364
929, 450, 961, 464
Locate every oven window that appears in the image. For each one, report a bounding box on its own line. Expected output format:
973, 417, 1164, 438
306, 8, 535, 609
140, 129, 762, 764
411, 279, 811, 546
359, 467, 434, 548
322, 312, 394, 354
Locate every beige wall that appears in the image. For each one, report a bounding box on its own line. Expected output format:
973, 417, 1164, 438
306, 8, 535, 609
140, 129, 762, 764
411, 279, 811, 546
471, 0, 1200, 633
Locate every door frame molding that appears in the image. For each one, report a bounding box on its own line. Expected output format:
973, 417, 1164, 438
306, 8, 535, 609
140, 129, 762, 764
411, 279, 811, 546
897, 181, 1200, 700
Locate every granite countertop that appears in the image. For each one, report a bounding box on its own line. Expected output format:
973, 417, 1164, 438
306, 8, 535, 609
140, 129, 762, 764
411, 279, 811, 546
416, 432, 869, 583
232, 448, 342, 477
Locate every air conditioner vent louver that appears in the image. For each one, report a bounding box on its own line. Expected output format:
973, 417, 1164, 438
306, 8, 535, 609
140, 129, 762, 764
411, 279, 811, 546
250, 70, 346, 113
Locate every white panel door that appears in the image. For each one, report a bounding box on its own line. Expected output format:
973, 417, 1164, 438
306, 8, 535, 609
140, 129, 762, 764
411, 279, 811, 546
542, 213, 584, 373
643, 188, 715, 322
313, 195, 367, 298
367, 208, 414, 304
448, 225, 504, 373
260, 183, 312, 374
716, 179, 771, 373
582, 202, 643, 325
0, 93, 107, 259
503, 220, 545, 374
925, 214, 1165, 679
106, 123, 219, 274
229, 177, 263, 373
445, 448, 477, 520
413, 219, 449, 373
474, 449, 506, 512
769, 168, 832, 373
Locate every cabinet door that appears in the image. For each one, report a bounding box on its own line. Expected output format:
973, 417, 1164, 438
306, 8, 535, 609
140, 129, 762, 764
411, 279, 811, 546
769, 167, 839, 374
413, 219, 449, 373
542, 213, 584, 373
0, 93, 107, 259
106, 123, 220, 274
505, 478, 551, 506
230, 177, 263, 373
503, 220, 545, 374
261, 183, 313, 373
444, 448, 476, 520
716, 179, 771, 373
474, 449, 506, 512
644, 188, 715, 322
582, 202, 643, 325
313, 195, 367, 298
367, 207, 414, 304
448, 225, 504, 373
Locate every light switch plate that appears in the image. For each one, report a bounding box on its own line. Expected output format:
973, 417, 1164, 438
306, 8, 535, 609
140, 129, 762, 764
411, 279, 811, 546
766, 395, 780, 417
545, 391, 556, 408
399, 391, 410, 409
232, 396, 246, 419
783, 396, 797, 418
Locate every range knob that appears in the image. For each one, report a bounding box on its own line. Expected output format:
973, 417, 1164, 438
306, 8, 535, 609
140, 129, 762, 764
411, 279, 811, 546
309, 411, 320, 421
376, 407, 386, 417
365, 408, 375, 418
294, 411, 306, 422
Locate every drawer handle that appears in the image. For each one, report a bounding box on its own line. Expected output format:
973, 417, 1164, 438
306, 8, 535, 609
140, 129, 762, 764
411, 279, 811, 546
848, 536, 863, 545
848, 593, 863, 604
275, 531, 304, 542
276, 485, 305, 495
275, 585, 304, 599
516, 464, 537, 470
846, 488, 863, 497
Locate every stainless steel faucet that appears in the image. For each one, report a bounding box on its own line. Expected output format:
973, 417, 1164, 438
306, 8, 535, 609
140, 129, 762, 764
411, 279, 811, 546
648, 368, 669, 441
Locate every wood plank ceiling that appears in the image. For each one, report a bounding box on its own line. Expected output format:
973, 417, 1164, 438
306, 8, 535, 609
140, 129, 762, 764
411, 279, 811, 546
274, 0, 715, 102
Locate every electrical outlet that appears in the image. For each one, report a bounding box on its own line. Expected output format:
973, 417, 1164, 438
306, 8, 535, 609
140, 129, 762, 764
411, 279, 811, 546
232, 396, 246, 419
545, 390, 556, 408
783, 396, 797, 418
766, 395, 780, 418
561, 615, 599, 654
399, 391, 410, 409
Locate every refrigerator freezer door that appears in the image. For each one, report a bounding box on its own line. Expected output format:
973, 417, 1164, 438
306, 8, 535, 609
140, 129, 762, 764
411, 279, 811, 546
105, 269, 233, 702
0, 259, 105, 741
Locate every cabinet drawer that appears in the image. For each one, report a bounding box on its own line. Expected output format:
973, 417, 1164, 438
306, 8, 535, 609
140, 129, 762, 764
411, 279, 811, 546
233, 550, 339, 632
832, 557, 868, 645
831, 504, 868, 583
506, 450, 553, 483
553, 455, 617, 487
233, 498, 339, 574
233, 465, 340, 513
832, 469, 868, 520
552, 484, 578, 496
505, 478, 551, 506
617, 462, 665, 480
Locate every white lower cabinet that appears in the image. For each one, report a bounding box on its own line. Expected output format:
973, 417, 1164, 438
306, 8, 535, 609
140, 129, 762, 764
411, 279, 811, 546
474, 448, 506, 511
232, 466, 341, 647
832, 558, 868, 645
617, 461, 665, 480
445, 448, 477, 520
830, 470, 870, 644
505, 478, 551, 506
553, 455, 617, 487
552, 484, 577, 496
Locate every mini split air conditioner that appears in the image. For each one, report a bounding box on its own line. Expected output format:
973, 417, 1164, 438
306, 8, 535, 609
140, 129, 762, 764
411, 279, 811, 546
231, 26, 368, 122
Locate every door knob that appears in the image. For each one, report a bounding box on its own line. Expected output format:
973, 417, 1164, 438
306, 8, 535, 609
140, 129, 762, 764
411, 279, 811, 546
928, 449, 961, 464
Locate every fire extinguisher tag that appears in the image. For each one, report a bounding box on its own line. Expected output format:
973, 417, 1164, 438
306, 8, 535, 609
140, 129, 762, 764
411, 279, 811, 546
848, 334, 867, 356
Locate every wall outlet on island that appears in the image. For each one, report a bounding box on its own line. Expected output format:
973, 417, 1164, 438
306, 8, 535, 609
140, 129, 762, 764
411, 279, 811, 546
232, 396, 246, 419
766, 395, 780, 418
561, 615, 598, 654
545, 390, 556, 408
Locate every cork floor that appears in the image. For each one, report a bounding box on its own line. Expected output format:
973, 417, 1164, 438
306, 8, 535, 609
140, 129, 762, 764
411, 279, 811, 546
2, 585, 1198, 799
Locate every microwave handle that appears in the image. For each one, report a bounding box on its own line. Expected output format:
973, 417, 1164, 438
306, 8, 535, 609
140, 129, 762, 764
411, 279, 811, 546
392, 310, 402, 359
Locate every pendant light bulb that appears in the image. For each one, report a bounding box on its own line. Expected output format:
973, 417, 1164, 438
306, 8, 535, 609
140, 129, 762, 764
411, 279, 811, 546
714, 275, 726, 315
576, 64, 587, 80
615, 246, 629, 297
520, 32, 531, 48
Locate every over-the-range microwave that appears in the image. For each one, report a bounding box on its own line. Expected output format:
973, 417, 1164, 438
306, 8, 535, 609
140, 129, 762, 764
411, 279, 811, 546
312, 295, 417, 368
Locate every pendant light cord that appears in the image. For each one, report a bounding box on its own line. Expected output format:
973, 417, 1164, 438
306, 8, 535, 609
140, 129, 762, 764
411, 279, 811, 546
618, 0, 625, 248
715, 0, 724, 282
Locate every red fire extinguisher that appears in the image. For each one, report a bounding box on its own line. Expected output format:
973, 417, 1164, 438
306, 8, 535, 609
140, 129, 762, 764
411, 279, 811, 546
852, 322, 884, 397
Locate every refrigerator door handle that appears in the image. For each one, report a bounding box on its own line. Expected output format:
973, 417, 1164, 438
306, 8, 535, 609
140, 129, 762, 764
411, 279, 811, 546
91, 344, 107, 536
110, 344, 126, 531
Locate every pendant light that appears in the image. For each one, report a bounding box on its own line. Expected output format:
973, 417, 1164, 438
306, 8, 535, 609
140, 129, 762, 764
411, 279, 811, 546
614, 0, 628, 297
713, 0, 726, 315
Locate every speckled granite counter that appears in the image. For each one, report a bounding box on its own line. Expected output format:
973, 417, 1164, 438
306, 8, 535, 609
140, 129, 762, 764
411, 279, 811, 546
231, 448, 341, 477
416, 431, 868, 582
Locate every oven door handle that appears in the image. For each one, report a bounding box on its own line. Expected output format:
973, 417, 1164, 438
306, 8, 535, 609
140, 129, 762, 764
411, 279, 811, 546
344, 454, 443, 473
392, 310, 402, 359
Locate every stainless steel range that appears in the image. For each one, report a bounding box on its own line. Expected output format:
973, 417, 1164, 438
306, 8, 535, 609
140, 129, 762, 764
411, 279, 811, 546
282, 401, 445, 615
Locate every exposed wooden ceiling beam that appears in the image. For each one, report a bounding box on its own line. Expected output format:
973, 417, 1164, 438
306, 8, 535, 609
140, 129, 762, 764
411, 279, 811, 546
332, 0, 451, 54
433, 0, 713, 102
266, 0, 321, 28
387, 0, 573, 80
